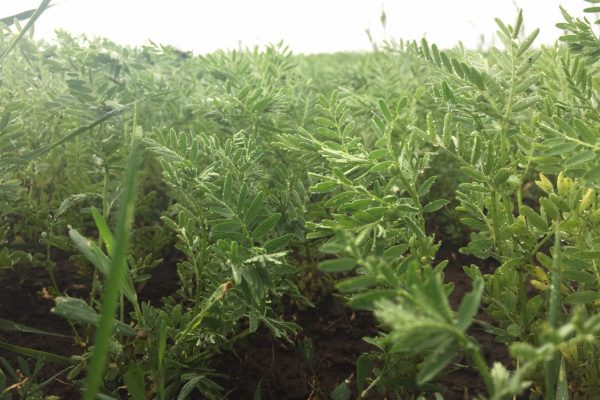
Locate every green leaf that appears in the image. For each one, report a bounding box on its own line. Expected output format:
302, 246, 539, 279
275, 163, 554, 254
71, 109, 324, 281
418, 176, 438, 197
456, 276, 483, 330
379, 99, 392, 121
370, 161, 394, 173
177, 376, 203, 400
565, 290, 600, 305
356, 353, 372, 394
52, 297, 135, 336
339, 199, 375, 213
336, 275, 378, 293
426, 112, 436, 140
383, 244, 409, 259
422, 199, 449, 213
460, 166, 486, 182
252, 97, 272, 113
492, 168, 512, 186
331, 382, 351, 400
325, 191, 355, 207
213, 221, 242, 233
0, 318, 69, 338
264, 233, 294, 252
520, 205, 548, 231
513, 10, 523, 38
91, 207, 114, 255
460, 218, 488, 230
495, 18, 511, 38
540, 198, 560, 221
245, 192, 264, 225
368, 148, 389, 160
417, 339, 458, 385
56, 193, 92, 218
69, 229, 137, 304
404, 217, 425, 238
237, 182, 248, 214
158, 320, 167, 369
223, 172, 233, 202
83, 136, 141, 400
124, 364, 147, 400
577, 250, 600, 260
511, 96, 539, 112
0, 341, 75, 365
254, 381, 262, 400
583, 164, 600, 183
459, 183, 488, 193
69, 228, 111, 276
314, 117, 336, 128
252, 213, 281, 238
421, 38, 431, 61
319, 257, 357, 273
310, 181, 338, 193
316, 127, 339, 139
556, 356, 569, 400
0, 0, 52, 64
544, 142, 578, 156
516, 28, 540, 56
566, 150, 596, 167
12, 98, 153, 165
348, 289, 396, 310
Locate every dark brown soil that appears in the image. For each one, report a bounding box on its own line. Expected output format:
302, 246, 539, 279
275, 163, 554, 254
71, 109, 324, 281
0, 238, 517, 400
438, 245, 512, 400
0, 263, 84, 399
211, 293, 378, 400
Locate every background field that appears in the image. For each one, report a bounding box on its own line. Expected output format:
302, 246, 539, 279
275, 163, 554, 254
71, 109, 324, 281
1, 1, 600, 399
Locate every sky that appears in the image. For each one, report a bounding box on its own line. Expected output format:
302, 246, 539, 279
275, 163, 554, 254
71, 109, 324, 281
0, 1, 589, 54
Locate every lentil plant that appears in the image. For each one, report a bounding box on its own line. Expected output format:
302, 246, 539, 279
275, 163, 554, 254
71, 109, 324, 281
0, 2, 599, 399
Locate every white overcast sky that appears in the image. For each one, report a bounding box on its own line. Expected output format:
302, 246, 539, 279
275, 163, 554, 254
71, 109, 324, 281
1, 1, 589, 54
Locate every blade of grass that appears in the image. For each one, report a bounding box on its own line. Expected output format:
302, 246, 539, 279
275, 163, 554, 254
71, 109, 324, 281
0, 0, 52, 64
0, 341, 75, 364
0, 2, 56, 26
0, 318, 70, 338
2, 92, 174, 167
82, 134, 141, 400
14, 100, 138, 163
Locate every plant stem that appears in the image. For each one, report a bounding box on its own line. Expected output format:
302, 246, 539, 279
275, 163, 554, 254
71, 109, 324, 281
466, 340, 493, 395
545, 219, 562, 399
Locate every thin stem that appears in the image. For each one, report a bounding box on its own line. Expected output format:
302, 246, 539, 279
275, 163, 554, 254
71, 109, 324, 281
490, 190, 502, 250
545, 219, 562, 399
466, 340, 493, 395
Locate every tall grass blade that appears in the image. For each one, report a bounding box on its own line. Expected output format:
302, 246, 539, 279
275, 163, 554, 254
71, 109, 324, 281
0, 0, 52, 64
0, 341, 75, 364
82, 135, 141, 400
0, 318, 69, 338
1, 93, 172, 168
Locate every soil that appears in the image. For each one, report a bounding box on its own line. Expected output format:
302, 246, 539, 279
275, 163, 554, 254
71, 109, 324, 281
211, 292, 378, 400
438, 245, 512, 400
0, 238, 516, 400
0, 260, 85, 399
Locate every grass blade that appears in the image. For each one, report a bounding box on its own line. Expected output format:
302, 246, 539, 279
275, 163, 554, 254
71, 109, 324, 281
0, 341, 75, 365
83, 134, 141, 400
0, 0, 52, 64
2, 93, 173, 167
0, 318, 69, 338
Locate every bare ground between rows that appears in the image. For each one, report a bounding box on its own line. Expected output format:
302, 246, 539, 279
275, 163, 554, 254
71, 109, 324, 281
0, 244, 516, 399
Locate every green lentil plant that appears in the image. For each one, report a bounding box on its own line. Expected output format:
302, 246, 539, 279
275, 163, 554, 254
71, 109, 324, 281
148, 127, 304, 337
279, 88, 454, 396
406, 6, 600, 399
0, 356, 73, 399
